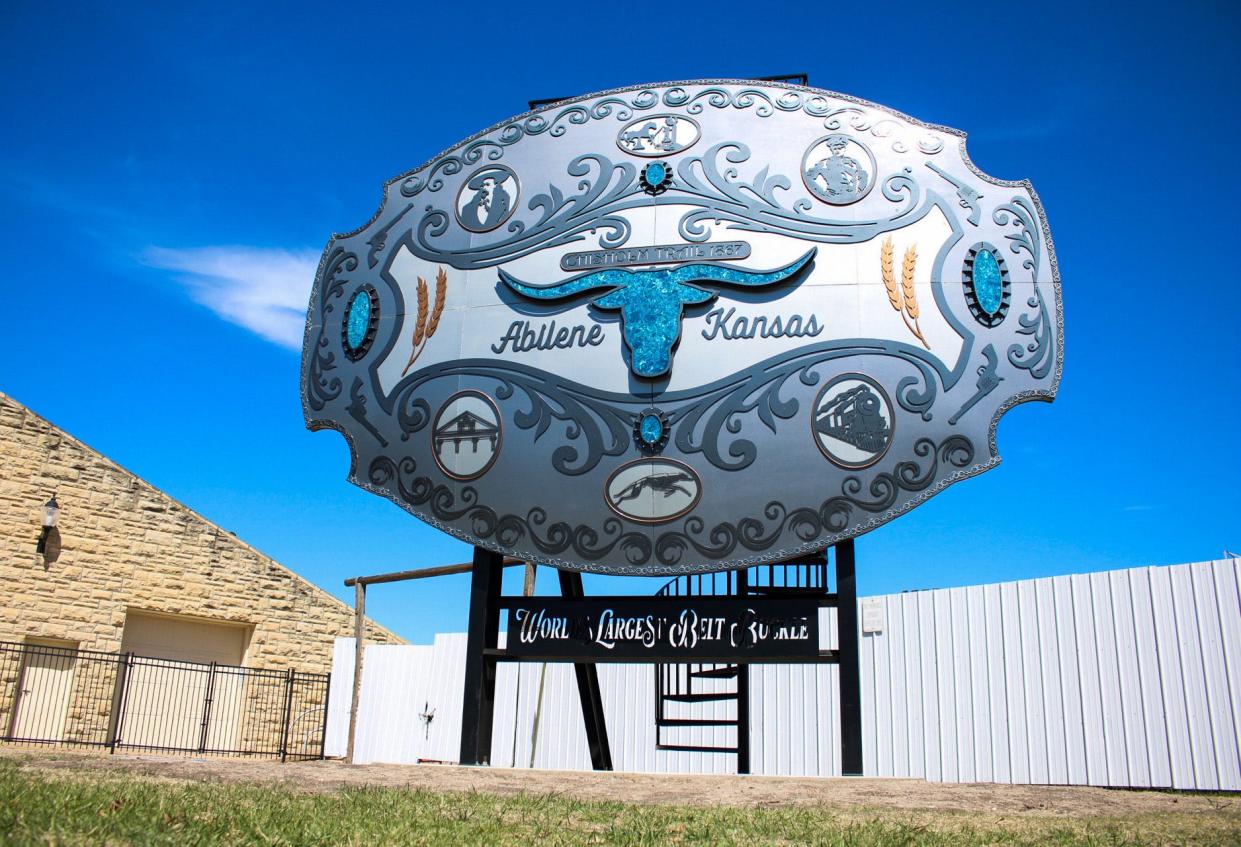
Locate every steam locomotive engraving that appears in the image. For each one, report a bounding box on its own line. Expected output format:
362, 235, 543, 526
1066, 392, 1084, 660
813, 375, 893, 468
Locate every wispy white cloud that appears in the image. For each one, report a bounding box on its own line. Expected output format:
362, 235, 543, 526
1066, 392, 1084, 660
1123, 504, 1155, 512
142, 245, 318, 349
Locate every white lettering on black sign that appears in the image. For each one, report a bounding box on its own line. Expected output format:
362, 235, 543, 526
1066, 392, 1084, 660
506, 596, 819, 660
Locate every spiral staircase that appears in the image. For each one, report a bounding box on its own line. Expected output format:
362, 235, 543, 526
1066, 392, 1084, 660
653, 554, 830, 770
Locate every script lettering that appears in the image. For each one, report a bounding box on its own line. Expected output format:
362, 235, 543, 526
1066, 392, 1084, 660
491, 320, 605, 355
701, 308, 824, 342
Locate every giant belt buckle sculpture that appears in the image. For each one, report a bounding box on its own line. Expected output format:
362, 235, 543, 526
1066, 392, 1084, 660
302, 80, 1061, 575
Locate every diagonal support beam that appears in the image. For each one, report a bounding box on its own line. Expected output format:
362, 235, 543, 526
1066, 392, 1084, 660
557, 569, 613, 771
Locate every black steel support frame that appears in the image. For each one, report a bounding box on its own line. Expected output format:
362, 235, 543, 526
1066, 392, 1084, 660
557, 570, 613, 771
459, 548, 614, 770
735, 567, 751, 775
458, 540, 863, 776
459, 547, 503, 766
836, 539, 863, 776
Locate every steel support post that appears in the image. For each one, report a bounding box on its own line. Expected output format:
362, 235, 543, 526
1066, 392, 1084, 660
735, 567, 751, 775
197, 661, 217, 754
346, 582, 365, 763
459, 546, 504, 765
106, 652, 134, 754
557, 569, 613, 771
836, 538, 863, 776
279, 667, 296, 762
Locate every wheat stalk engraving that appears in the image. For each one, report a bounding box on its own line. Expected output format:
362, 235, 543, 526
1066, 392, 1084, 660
413, 277, 428, 348
901, 245, 929, 349
880, 239, 930, 350
881, 237, 903, 313
428, 268, 446, 337
402, 267, 448, 375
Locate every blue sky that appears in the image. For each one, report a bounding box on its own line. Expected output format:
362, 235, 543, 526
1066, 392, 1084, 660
2, 1, 1238, 643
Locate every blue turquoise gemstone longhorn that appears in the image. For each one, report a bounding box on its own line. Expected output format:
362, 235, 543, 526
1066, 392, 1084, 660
498, 248, 816, 377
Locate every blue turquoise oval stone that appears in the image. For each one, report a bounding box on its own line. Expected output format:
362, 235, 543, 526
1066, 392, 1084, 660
345, 290, 371, 350
973, 249, 1003, 316
639, 414, 663, 444
646, 162, 667, 185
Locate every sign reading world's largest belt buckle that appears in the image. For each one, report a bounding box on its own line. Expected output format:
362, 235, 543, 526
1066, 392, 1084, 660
505, 596, 820, 662
302, 80, 1063, 575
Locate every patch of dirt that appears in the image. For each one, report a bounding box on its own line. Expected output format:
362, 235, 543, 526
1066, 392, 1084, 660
2, 746, 1234, 820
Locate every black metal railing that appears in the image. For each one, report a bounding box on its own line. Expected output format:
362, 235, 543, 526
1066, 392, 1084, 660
0, 641, 330, 760
653, 555, 831, 757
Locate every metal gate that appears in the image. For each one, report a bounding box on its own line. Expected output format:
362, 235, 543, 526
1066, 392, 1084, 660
0, 641, 330, 760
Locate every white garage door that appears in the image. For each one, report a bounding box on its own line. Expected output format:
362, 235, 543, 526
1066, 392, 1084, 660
118, 612, 250, 752
120, 611, 248, 665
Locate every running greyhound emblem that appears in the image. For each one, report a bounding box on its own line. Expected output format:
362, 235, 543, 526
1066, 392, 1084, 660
498, 248, 816, 377
610, 471, 697, 506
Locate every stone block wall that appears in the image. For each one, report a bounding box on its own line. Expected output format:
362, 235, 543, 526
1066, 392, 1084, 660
0, 392, 402, 676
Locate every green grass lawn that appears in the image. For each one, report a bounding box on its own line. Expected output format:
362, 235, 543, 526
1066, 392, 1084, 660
0, 760, 1237, 846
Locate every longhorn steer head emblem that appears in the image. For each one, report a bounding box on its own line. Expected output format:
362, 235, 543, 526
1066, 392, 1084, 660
498, 248, 816, 377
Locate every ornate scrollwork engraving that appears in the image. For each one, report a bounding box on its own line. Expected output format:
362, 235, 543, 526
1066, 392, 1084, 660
394, 362, 632, 476
368, 433, 974, 570
392, 341, 943, 480
992, 196, 1053, 379
673, 143, 924, 246
412, 154, 637, 269
306, 248, 357, 412
1008, 290, 1054, 378
993, 197, 1041, 274
651, 435, 974, 566
369, 455, 654, 565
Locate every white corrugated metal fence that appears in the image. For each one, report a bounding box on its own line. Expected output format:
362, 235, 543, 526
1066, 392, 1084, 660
327, 559, 1240, 790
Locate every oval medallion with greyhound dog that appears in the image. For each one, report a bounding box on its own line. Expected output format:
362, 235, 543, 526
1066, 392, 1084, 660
605, 459, 702, 524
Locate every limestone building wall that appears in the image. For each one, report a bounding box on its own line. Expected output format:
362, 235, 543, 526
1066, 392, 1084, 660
0, 392, 402, 675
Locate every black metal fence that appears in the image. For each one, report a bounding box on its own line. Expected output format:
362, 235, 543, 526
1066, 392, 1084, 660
0, 641, 330, 760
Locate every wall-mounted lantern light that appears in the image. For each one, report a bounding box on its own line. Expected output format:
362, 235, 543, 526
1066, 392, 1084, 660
36, 495, 59, 554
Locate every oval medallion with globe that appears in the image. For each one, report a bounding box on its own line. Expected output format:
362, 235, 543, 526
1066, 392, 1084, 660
302, 80, 1062, 575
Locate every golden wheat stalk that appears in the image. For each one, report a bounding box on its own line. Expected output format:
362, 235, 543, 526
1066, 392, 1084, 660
413, 277, 429, 347
402, 269, 449, 375
900, 246, 930, 350
426, 268, 447, 339
901, 246, 918, 318
880, 237, 903, 313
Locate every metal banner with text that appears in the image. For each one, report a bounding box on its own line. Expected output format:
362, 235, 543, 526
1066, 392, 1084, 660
302, 79, 1062, 575
503, 596, 820, 661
